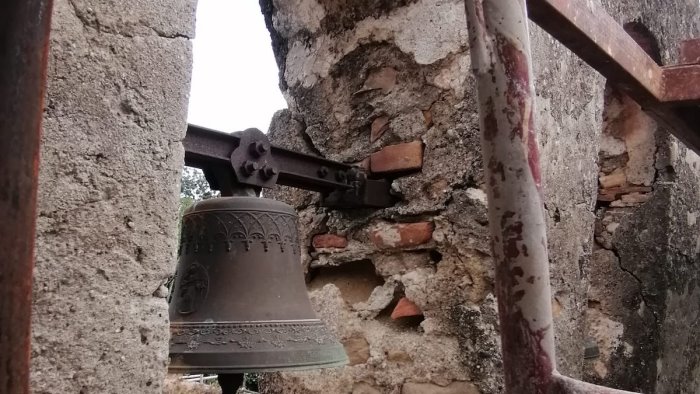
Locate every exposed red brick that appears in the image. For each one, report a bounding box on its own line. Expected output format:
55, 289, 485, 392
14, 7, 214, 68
599, 170, 626, 189
312, 234, 348, 249
370, 222, 433, 249
597, 185, 652, 202
370, 141, 423, 174
621, 192, 651, 203
370, 116, 390, 143
391, 297, 422, 319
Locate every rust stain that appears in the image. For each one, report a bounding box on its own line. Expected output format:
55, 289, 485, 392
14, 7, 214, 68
494, 33, 544, 191
501, 211, 523, 260
483, 97, 498, 141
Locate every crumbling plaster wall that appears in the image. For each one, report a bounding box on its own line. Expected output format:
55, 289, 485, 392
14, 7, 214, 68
259, 0, 605, 392
31, 0, 195, 392
582, 1, 700, 393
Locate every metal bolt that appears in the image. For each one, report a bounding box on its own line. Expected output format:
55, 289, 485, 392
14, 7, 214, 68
318, 166, 329, 178
335, 170, 347, 182
241, 160, 259, 176
249, 141, 269, 158
347, 167, 360, 182
261, 165, 279, 180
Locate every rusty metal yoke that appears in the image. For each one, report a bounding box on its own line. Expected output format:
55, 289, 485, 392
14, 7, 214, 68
184, 124, 395, 208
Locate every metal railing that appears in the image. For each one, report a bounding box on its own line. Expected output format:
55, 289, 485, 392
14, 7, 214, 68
181, 374, 219, 384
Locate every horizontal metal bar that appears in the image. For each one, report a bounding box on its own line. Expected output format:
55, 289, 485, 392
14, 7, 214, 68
527, 0, 700, 155
184, 124, 354, 193
183, 124, 238, 165
272, 145, 353, 191
680, 38, 700, 64
646, 105, 700, 154
527, 0, 663, 104
661, 64, 700, 105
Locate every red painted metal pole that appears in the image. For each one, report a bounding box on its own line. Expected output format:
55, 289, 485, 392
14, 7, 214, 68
464, 1, 556, 391
463, 1, 637, 393
0, 0, 54, 392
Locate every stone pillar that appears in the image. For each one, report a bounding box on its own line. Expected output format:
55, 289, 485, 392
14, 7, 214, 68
259, 0, 604, 392
584, 2, 700, 392
31, 0, 195, 392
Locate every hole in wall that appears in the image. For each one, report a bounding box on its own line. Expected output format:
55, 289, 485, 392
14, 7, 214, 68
375, 297, 425, 331
595, 23, 662, 210
622, 22, 662, 64
374, 284, 425, 331
553, 208, 562, 223
429, 249, 443, 263
308, 260, 384, 304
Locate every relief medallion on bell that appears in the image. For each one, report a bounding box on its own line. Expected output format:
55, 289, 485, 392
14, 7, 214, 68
175, 261, 209, 315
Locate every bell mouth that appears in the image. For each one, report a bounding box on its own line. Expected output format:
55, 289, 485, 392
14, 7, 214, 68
168, 319, 349, 373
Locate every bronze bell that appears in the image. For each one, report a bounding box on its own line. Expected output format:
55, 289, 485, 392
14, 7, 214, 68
168, 196, 348, 373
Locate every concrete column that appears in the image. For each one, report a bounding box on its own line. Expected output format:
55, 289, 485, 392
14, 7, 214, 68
31, 0, 195, 392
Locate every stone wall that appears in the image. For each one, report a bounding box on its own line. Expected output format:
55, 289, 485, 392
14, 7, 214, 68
582, 2, 700, 393
259, 0, 700, 393
31, 0, 195, 392
259, 0, 605, 392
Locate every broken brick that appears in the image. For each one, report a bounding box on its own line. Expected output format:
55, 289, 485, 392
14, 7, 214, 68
370, 116, 390, 143
370, 222, 433, 249
391, 297, 423, 319
312, 234, 348, 249
370, 141, 423, 174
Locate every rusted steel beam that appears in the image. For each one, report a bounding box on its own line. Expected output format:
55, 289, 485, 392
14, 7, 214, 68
185, 124, 355, 192
464, 0, 556, 392
0, 0, 54, 393
679, 38, 700, 65
184, 124, 394, 208
526, 0, 663, 104
526, 0, 700, 155
645, 104, 700, 157
661, 65, 700, 105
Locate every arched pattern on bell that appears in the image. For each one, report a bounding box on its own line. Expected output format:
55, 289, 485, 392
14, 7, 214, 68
168, 196, 348, 373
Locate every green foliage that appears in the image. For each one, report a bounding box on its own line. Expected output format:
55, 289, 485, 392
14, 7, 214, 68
181, 167, 218, 200
244, 373, 259, 391
177, 167, 216, 235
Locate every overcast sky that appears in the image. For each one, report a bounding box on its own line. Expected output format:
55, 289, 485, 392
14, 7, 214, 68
187, 1, 287, 133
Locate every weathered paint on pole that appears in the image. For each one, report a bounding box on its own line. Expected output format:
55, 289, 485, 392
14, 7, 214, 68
0, 0, 54, 392
464, 1, 556, 391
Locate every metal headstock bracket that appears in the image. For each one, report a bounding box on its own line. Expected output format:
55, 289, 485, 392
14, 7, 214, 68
183, 124, 395, 208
